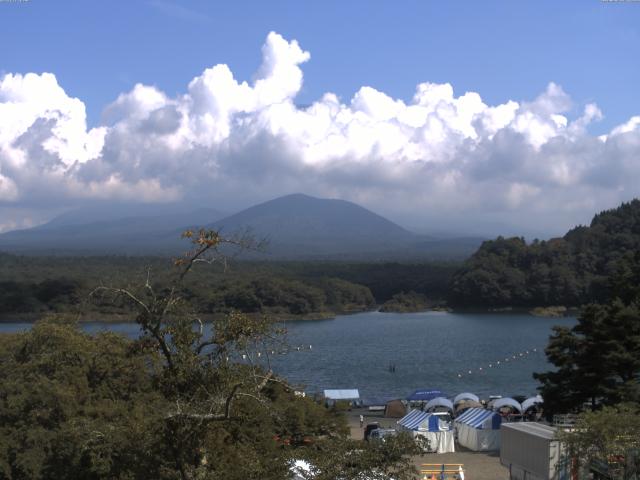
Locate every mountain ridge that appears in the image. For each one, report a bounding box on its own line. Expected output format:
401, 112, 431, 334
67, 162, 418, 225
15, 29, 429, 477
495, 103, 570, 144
0, 194, 483, 259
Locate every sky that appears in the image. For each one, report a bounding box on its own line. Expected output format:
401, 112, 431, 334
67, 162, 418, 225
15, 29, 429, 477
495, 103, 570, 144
1, 0, 639, 237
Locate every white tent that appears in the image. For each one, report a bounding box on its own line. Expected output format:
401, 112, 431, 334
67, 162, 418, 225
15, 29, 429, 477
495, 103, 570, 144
454, 408, 502, 451
425, 396, 454, 413
522, 395, 543, 412
491, 397, 522, 413
397, 410, 455, 453
453, 392, 479, 405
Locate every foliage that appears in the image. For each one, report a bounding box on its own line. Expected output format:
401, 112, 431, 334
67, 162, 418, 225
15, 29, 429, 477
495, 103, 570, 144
0, 317, 168, 479
534, 252, 640, 415
450, 199, 640, 308
0, 253, 458, 318
558, 404, 640, 479
299, 433, 424, 480
379, 291, 430, 313
0, 230, 421, 479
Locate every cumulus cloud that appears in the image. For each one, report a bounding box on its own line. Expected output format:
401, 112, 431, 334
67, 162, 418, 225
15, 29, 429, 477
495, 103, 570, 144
1, 31, 640, 235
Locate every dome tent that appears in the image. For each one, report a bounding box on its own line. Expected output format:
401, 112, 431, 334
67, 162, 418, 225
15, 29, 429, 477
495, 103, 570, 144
522, 395, 543, 413
454, 399, 483, 415
453, 392, 479, 405
491, 397, 523, 413
425, 397, 454, 413
384, 399, 407, 418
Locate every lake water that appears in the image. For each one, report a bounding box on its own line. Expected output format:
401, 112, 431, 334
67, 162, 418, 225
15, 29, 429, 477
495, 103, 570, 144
0, 311, 575, 402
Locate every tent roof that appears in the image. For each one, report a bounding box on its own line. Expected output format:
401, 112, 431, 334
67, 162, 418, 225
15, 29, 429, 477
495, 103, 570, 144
454, 399, 483, 413
425, 397, 454, 412
397, 410, 446, 431
323, 389, 360, 400
522, 395, 543, 412
406, 389, 444, 401
455, 408, 502, 429
492, 397, 523, 413
453, 392, 480, 405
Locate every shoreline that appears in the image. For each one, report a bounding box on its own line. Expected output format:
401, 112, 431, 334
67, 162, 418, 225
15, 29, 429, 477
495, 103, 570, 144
0, 304, 579, 324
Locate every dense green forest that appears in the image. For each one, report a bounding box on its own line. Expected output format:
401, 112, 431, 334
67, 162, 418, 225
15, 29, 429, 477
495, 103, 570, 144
449, 199, 640, 308
0, 253, 459, 319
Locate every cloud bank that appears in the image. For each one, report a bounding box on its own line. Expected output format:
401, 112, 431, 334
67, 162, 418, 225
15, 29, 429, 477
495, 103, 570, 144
1, 31, 640, 235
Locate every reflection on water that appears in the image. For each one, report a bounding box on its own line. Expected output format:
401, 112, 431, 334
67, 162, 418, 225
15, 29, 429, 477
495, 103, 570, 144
0, 311, 575, 400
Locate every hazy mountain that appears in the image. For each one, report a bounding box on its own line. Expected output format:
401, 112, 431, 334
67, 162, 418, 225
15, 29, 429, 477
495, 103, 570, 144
0, 205, 224, 254
0, 194, 483, 259
209, 194, 483, 259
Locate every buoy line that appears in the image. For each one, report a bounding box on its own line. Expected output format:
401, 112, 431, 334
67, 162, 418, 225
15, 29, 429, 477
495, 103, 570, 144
456, 347, 540, 378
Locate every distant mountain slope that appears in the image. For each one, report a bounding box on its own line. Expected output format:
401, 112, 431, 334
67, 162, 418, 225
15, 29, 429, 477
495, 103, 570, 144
449, 199, 640, 308
0, 206, 224, 254
0, 194, 483, 259
209, 193, 421, 257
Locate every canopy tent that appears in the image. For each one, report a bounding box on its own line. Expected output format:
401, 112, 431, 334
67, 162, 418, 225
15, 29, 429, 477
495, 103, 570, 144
397, 410, 455, 453
521, 395, 543, 412
491, 397, 523, 413
454, 408, 502, 451
406, 389, 444, 402
453, 392, 480, 405
425, 397, 454, 413
454, 399, 484, 415
384, 399, 407, 418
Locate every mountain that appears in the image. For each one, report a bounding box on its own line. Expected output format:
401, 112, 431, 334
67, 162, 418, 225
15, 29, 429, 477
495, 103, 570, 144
449, 199, 640, 308
0, 205, 224, 254
208, 194, 417, 257
208, 194, 483, 259
0, 194, 483, 259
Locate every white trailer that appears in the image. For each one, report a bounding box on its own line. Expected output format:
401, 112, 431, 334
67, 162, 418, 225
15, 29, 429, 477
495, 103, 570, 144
500, 423, 571, 480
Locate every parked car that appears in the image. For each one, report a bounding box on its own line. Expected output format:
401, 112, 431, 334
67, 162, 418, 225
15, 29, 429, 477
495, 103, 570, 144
368, 428, 397, 442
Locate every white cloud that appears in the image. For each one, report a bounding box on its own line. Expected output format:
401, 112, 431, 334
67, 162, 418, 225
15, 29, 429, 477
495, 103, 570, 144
1, 31, 640, 236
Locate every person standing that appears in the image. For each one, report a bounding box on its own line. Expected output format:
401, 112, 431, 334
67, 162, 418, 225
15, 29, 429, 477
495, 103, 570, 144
359, 414, 364, 428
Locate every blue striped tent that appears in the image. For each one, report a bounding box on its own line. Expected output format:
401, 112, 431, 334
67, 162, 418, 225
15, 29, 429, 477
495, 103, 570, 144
454, 408, 501, 451
397, 410, 455, 453
398, 410, 441, 431
455, 408, 502, 430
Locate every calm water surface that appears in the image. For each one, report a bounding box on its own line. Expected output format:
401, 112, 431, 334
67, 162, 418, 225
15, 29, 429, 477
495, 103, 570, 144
0, 311, 575, 401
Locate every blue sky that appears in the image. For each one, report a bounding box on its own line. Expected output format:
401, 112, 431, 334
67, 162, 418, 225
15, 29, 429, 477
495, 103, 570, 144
2, 0, 638, 132
1, 0, 640, 237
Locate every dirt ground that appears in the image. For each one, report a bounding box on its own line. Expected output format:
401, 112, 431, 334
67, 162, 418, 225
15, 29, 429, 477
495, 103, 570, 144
346, 409, 509, 480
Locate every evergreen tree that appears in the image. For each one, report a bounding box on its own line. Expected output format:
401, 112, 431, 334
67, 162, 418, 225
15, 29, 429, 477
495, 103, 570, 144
534, 253, 640, 415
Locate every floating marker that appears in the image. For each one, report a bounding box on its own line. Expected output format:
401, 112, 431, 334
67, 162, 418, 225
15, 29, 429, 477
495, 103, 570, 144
468, 370, 472, 374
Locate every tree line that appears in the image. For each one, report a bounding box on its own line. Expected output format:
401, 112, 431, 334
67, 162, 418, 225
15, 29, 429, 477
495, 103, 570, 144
0, 253, 458, 318
449, 199, 640, 308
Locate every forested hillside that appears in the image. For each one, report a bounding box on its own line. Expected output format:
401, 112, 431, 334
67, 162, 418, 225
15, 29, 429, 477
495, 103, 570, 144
449, 199, 640, 308
0, 254, 458, 319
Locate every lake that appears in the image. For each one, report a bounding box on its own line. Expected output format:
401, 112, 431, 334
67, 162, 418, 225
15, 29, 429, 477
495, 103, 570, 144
0, 311, 575, 401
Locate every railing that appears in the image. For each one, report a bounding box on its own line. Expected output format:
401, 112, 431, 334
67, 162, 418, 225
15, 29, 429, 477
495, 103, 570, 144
420, 463, 465, 479
553, 414, 578, 428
